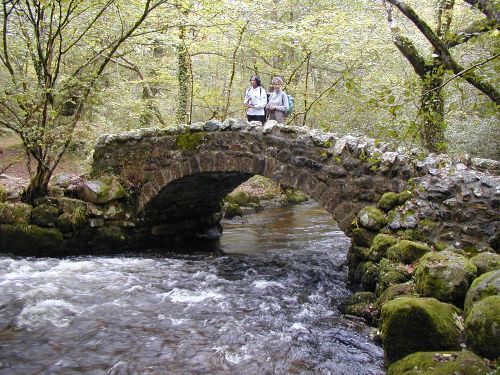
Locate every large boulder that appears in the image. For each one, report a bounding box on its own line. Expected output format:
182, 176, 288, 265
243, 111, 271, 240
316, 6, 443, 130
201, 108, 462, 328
386, 240, 432, 264
464, 270, 500, 317
381, 297, 461, 364
78, 176, 126, 204
470, 252, 500, 276
464, 295, 500, 359
387, 351, 493, 375
414, 250, 477, 306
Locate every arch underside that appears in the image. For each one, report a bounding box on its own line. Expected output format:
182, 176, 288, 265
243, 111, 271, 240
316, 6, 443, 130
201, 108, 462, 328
137, 152, 399, 237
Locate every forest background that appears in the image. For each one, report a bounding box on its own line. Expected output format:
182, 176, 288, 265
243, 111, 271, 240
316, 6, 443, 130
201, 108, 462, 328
0, 0, 499, 201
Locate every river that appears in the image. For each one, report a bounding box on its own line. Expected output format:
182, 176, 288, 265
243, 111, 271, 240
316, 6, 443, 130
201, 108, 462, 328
0, 201, 384, 374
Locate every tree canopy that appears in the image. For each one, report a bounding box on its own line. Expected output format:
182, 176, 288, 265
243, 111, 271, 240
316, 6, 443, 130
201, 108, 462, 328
1, 0, 499, 201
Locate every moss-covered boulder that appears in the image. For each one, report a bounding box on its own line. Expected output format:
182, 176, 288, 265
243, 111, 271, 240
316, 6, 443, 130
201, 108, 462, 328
414, 250, 477, 306
0, 224, 64, 255
223, 203, 242, 219
377, 282, 416, 307
57, 197, 87, 214
0, 202, 32, 224
376, 258, 411, 296
464, 270, 500, 317
281, 188, 309, 204
381, 297, 462, 364
470, 252, 500, 276
78, 176, 126, 204
367, 234, 398, 262
351, 227, 377, 248
387, 351, 493, 375
357, 206, 387, 231
338, 292, 379, 324
225, 191, 258, 206
464, 295, 500, 359
31, 204, 60, 227
377, 192, 400, 212
387, 240, 432, 264
353, 261, 380, 292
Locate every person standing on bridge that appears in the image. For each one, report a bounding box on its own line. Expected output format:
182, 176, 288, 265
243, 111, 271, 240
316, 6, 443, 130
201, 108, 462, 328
266, 76, 289, 124
244, 75, 267, 124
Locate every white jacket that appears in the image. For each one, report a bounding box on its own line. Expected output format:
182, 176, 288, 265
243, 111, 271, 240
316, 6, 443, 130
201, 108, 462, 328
244, 86, 267, 116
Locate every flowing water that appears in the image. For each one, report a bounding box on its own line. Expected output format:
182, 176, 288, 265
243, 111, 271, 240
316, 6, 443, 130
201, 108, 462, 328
0, 201, 384, 375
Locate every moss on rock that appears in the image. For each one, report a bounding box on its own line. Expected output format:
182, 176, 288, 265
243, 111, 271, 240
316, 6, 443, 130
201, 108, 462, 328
414, 250, 477, 307
0, 224, 64, 255
376, 258, 411, 296
387, 351, 493, 375
464, 270, 500, 317
225, 191, 259, 206
357, 206, 388, 231
281, 188, 309, 204
387, 240, 432, 264
464, 295, 500, 360
368, 234, 398, 262
175, 132, 206, 151
377, 282, 416, 307
470, 252, 500, 276
223, 203, 242, 219
0, 202, 32, 224
31, 204, 60, 227
351, 227, 377, 248
377, 192, 400, 212
56, 213, 74, 233
354, 261, 380, 292
381, 297, 462, 364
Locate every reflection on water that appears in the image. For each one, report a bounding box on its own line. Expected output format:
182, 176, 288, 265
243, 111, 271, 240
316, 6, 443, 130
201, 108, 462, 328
0, 201, 384, 375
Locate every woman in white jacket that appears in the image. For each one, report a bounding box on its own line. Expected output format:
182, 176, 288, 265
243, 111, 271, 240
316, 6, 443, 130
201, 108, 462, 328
244, 75, 267, 124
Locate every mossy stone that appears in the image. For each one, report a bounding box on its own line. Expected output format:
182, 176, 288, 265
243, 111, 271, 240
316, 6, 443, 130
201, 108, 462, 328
225, 191, 251, 206
31, 204, 60, 227
381, 297, 461, 364
57, 197, 86, 214
464, 295, 500, 360
368, 234, 398, 262
387, 351, 493, 375
0, 202, 32, 224
338, 291, 379, 325
351, 227, 377, 248
79, 177, 126, 204
387, 240, 432, 264
224, 203, 242, 219
175, 132, 205, 151
376, 258, 411, 296
0, 224, 64, 255
464, 270, 500, 317
377, 282, 416, 308
281, 188, 309, 204
470, 252, 500, 276
377, 192, 400, 212
56, 213, 73, 233
357, 206, 387, 231
354, 261, 380, 292
414, 250, 477, 306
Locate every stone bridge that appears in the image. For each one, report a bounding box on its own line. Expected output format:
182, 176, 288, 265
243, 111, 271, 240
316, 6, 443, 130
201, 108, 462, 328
91, 119, 499, 253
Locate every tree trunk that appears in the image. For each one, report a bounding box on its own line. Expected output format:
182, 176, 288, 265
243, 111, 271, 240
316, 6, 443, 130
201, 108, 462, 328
176, 25, 190, 124
420, 63, 447, 153
22, 163, 52, 203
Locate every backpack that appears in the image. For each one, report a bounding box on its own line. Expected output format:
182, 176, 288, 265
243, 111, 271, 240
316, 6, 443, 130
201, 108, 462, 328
286, 94, 294, 116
